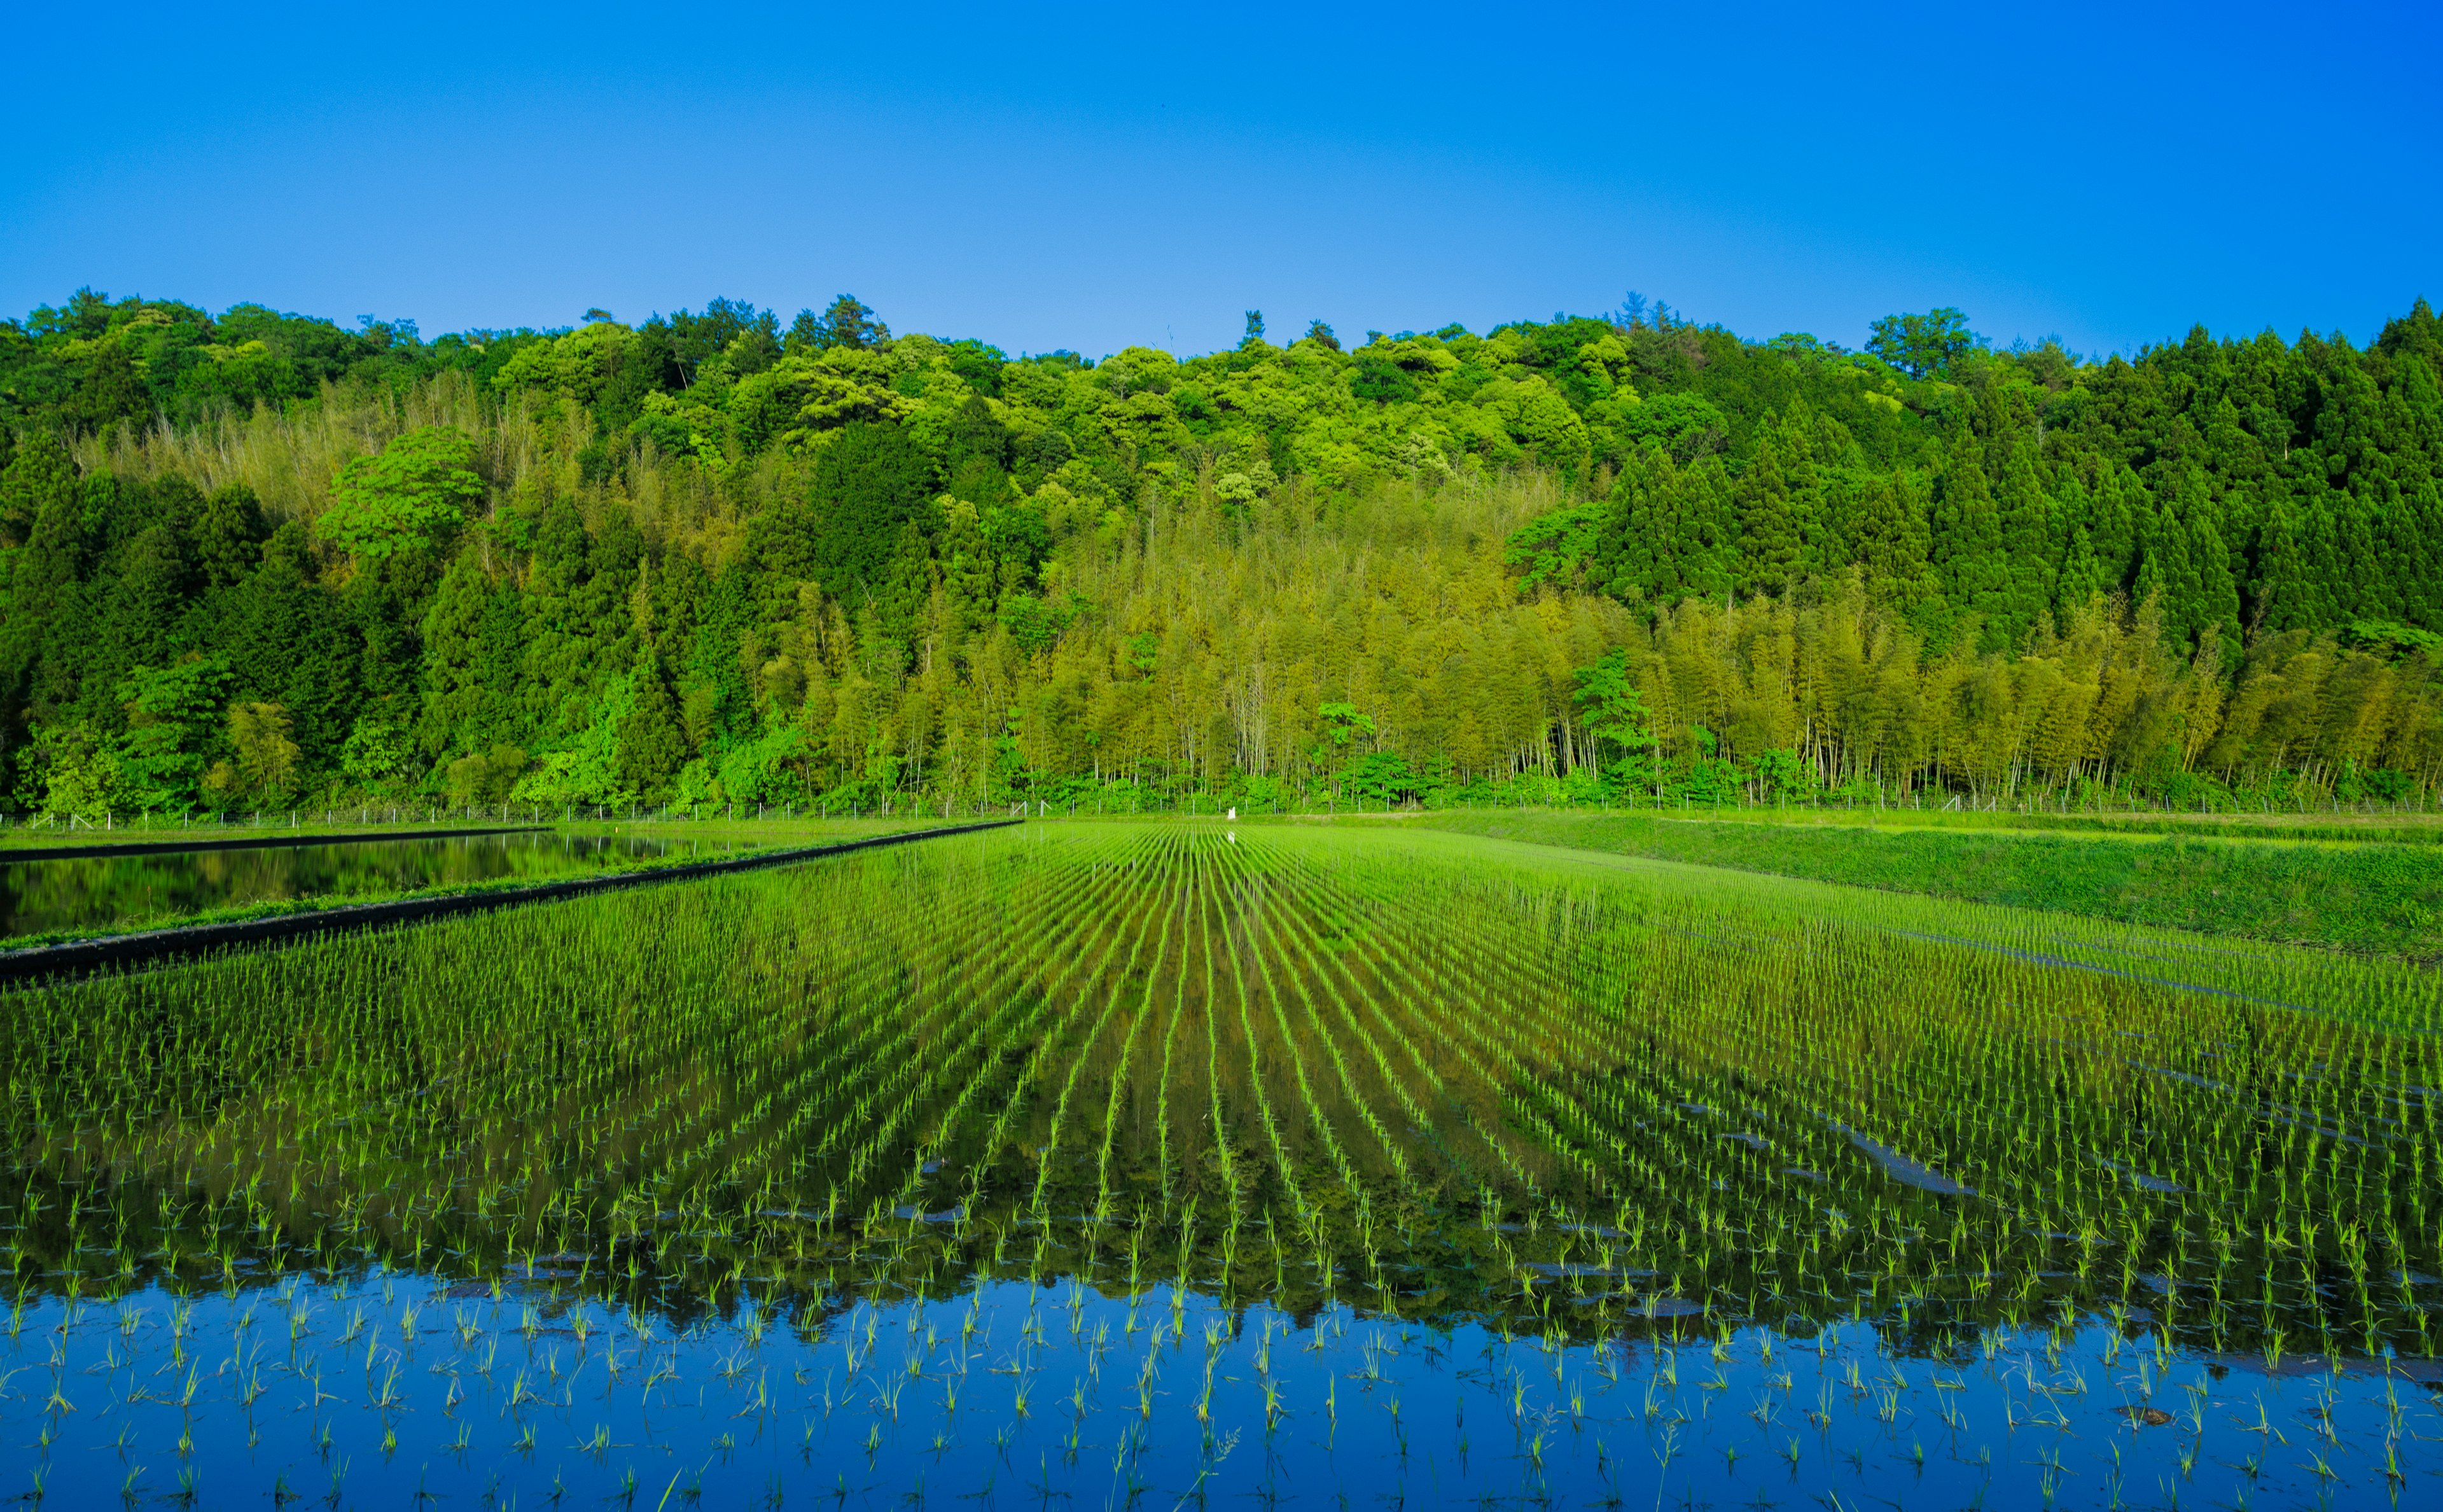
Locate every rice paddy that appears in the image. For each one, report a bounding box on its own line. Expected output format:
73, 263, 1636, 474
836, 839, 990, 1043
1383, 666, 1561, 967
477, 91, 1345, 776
2, 822, 2438, 1508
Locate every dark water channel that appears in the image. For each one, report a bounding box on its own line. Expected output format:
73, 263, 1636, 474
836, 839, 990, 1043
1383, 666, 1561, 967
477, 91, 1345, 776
0, 830, 728, 940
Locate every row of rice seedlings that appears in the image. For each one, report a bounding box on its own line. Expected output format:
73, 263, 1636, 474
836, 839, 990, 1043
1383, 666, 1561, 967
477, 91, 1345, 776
1090, 838, 1190, 1226
1023, 836, 1180, 1233
845, 829, 1190, 1304
1207, 857, 1325, 1284
4, 819, 2432, 1384
1255, 843, 1724, 1324
1231, 835, 2433, 1368
1191, 860, 1244, 1224
1466, 835, 2423, 1358
1145, 843, 1204, 1203
2, 830, 1050, 1299
1180, 838, 1648, 1332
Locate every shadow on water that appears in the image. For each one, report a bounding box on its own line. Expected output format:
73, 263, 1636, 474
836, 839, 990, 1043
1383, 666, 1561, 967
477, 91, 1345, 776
1, 823, 2437, 1506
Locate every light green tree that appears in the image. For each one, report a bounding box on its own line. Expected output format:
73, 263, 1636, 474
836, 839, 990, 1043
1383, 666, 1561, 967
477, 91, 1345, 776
36, 728, 131, 819
1572, 649, 1658, 789
1314, 702, 1376, 799
115, 659, 232, 810
317, 426, 484, 560
205, 702, 300, 801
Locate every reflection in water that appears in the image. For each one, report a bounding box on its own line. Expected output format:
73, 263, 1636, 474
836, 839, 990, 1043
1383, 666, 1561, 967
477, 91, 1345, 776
0, 824, 2436, 1507
0, 831, 749, 940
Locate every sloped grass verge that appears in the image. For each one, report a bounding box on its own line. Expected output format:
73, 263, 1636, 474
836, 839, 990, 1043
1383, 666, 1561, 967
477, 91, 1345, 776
1416, 809, 2443, 960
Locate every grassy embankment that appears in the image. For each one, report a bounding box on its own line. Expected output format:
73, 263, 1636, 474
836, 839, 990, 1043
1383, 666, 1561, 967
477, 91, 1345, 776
1412, 808, 2443, 961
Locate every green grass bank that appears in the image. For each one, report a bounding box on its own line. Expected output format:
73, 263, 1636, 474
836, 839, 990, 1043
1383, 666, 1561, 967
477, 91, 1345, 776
1413, 809, 2443, 961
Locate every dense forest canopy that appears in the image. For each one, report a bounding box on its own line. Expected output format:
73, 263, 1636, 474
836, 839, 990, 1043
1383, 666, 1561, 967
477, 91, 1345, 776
1, 286, 2438, 817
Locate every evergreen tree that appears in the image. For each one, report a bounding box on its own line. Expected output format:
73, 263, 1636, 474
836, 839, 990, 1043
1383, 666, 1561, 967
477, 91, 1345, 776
1851, 472, 1932, 611
216, 522, 359, 775
191, 483, 269, 588
0, 433, 78, 549
1732, 418, 1806, 595
1930, 435, 2005, 646
800, 421, 935, 606
417, 550, 517, 758
95, 524, 192, 705
618, 654, 688, 798
1989, 431, 2055, 644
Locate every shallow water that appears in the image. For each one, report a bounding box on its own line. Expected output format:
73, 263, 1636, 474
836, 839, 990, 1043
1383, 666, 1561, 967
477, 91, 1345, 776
0, 831, 747, 940
1, 823, 2437, 1506
14, 1272, 2425, 1509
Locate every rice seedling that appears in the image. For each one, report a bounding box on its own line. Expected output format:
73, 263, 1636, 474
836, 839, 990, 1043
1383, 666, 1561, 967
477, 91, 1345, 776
0, 820, 2429, 1505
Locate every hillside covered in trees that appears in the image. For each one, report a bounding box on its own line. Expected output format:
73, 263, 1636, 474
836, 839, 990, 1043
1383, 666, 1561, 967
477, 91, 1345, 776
1, 287, 2439, 817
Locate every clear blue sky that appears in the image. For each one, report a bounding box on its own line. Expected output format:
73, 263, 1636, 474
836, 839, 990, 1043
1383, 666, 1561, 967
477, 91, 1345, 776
4, 1, 2434, 361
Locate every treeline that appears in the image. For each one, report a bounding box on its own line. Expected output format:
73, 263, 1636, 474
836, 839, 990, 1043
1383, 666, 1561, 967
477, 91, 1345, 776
0, 288, 2437, 817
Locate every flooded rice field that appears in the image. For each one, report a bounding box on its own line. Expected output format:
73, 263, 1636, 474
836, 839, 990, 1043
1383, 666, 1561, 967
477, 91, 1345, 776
0, 823, 2436, 1507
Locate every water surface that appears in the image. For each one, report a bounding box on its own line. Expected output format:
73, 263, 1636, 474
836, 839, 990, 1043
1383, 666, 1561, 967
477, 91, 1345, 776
1, 824, 2435, 1506
0, 829, 749, 940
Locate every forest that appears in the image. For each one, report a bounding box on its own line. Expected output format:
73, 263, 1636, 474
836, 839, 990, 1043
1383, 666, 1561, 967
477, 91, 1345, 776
1, 287, 2439, 817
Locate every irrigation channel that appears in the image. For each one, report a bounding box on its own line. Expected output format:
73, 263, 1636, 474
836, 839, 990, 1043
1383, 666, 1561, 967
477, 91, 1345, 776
0, 829, 750, 943
1, 823, 2437, 1508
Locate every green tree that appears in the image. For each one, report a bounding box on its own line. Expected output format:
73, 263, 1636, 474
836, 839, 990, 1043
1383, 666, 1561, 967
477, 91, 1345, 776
618, 656, 688, 799
1314, 701, 1374, 797
97, 524, 192, 692
0, 433, 78, 548
115, 659, 230, 810
1573, 649, 1660, 791
417, 551, 520, 756
318, 426, 484, 560
192, 482, 268, 587
1732, 420, 1813, 595
205, 700, 299, 802
796, 422, 936, 606
445, 744, 527, 806
1931, 435, 2006, 644
30, 726, 130, 819
339, 718, 417, 789
788, 295, 888, 354
1865, 308, 1979, 378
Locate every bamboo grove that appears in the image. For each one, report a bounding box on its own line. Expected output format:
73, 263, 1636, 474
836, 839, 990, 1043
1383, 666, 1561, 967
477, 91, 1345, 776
3, 290, 2440, 819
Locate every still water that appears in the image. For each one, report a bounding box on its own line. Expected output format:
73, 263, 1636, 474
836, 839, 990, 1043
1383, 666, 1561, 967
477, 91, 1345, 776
0, 830, 738, 941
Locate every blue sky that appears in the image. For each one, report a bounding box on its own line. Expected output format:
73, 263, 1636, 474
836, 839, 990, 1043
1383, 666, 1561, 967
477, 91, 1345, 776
4, 1, 2434, 360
